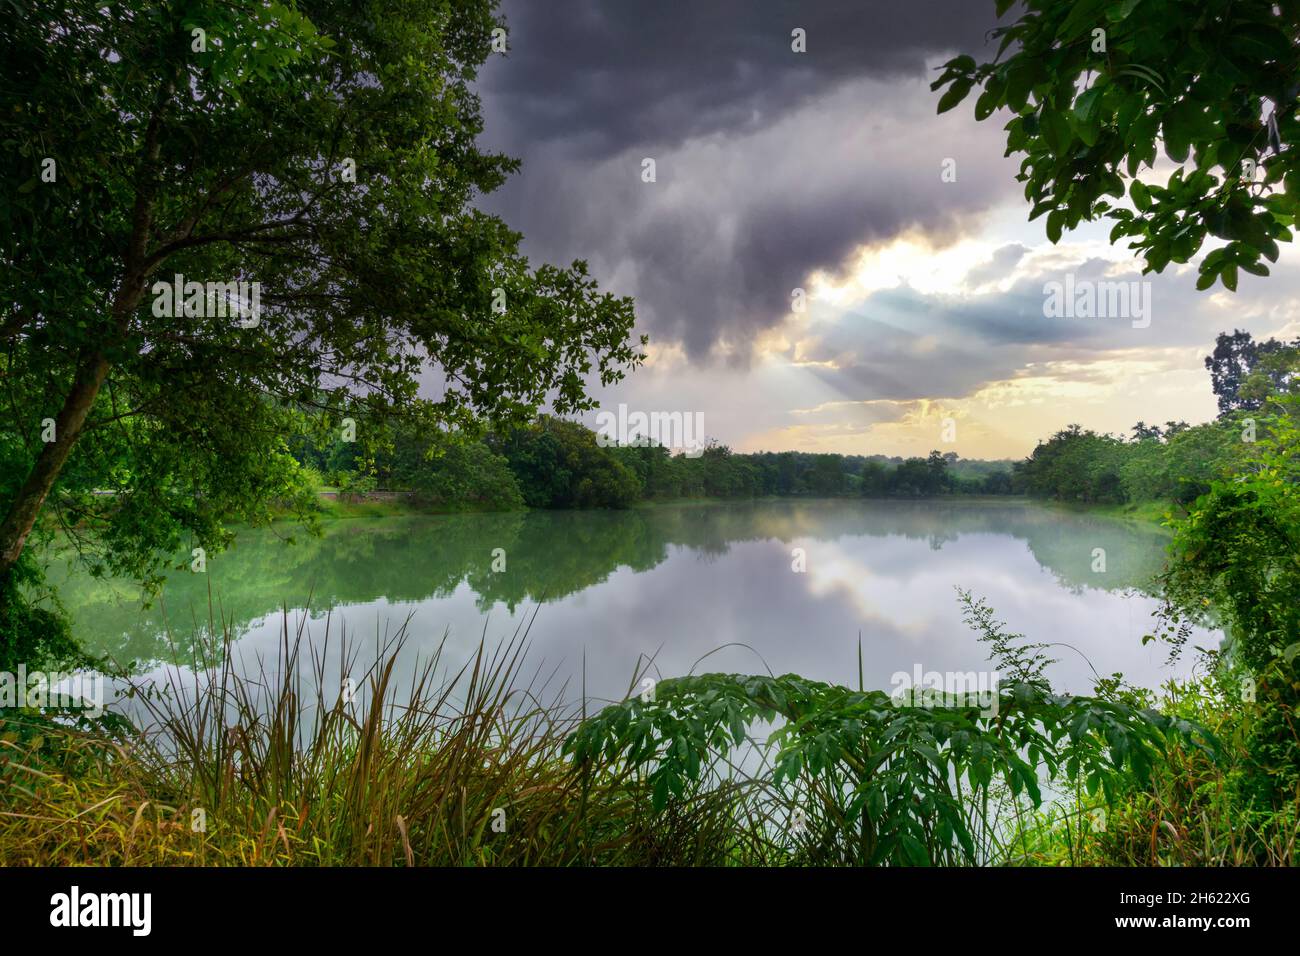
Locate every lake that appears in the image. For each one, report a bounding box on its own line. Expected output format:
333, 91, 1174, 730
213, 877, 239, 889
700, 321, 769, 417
52, 499, 1217, 710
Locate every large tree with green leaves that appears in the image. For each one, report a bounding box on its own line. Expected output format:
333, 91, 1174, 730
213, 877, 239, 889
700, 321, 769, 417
935, 0, 1300, 291
1154, 392, 1300, 810
1204, 329, 1300, 414
0, 1, 642, 593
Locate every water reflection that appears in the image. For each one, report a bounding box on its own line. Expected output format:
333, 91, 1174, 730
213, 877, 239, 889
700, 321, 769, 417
50, 499, 1209, 703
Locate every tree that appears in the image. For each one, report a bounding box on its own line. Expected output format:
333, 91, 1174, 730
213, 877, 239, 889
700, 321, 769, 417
980, 470, 1014, 495
0, 2, 643, 590
1205, 330, 1300, 413
494, 417, 641, 509
378, 427, 523, 511
935, 0, 1300, 291
891, 457, 935, 497
1016, 425, 1128, 503
807, 454, 848, 496
609, 441, 682, 499
1239, 347, 1300, 408
925, 450, 952, 493
860, 459, 890, 496
1157, 393, 1300, 810
773, 451, 802, 496
1130, 421, 1163, 441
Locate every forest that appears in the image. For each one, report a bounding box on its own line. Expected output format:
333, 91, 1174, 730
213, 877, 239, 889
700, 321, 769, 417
291, 412, 1016, 509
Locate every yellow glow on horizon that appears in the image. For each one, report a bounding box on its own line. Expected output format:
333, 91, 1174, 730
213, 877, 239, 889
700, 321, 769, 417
738, 348, 1217, 460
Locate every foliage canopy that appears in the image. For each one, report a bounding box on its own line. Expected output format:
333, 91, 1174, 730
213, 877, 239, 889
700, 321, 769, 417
936, 0, 1300, 291
0, 1, 642, 597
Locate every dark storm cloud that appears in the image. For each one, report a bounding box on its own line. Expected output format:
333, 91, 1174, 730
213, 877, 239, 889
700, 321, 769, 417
475, 0, 1016, 363
482, 0, 998, 158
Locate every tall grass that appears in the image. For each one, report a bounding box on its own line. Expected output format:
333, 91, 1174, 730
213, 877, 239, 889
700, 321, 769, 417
2, 601, 1292, 867
0, 610, 768, 866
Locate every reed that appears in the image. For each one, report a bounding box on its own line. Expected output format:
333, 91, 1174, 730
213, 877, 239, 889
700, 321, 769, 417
0, 609, 768, 866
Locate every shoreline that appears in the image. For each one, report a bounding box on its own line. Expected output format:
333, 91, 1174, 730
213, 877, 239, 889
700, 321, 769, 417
299, 491, 1174, 529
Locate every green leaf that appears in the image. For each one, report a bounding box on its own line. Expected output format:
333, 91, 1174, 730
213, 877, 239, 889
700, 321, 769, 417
898, 833, 931, 866
1130, 180, 1151, 212
1074, 86, 1105, 126
1112, 0, 1144, 20
652, 773, 671, 812
937, 79, 974, 115
1162, 101, 1202, 165
1057, 0, 1107, 41
1046, 209, 1065, 244
975, 86, 1002, 121
1005, 63, 1035, 113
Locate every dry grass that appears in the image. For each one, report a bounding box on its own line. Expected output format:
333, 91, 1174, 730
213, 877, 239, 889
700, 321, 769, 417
0, 611, 768, 866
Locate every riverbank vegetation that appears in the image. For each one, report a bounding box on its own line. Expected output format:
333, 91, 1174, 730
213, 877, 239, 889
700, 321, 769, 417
1, 564, 1290, 866
0, 597, 1223, 867
6, 381, 1294, 867
287, 329, 1294, 520
1016, 332, 1299, 505
290, 411, 1019, 513
1017, 390, 1300, 864
5, 332, 1296, 867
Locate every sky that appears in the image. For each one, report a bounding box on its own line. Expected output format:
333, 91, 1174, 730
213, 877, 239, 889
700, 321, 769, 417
472, 0, 1300, 460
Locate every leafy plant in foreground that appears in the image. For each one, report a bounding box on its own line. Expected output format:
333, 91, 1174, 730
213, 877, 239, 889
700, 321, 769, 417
566, 593, 1216, 865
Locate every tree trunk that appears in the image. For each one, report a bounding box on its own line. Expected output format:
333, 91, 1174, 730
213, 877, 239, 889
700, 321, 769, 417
0, 76, 170, 584
0, 352, 110, 578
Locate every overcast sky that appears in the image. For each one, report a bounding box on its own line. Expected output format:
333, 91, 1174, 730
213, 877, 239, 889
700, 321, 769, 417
472, 0, 1300, 459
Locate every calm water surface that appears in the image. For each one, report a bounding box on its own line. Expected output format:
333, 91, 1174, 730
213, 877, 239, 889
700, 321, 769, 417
53, 499, 1218, 706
